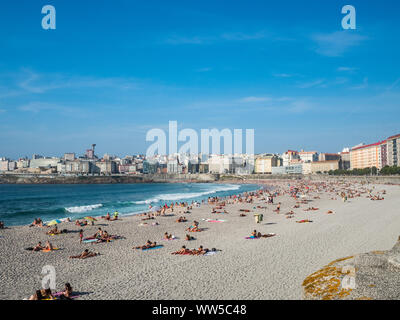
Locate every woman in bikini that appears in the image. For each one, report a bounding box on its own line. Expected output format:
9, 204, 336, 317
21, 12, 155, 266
45, 241, 54, 251
70, 249, 98, 259
59, 283, 73, 300
33, 242, 44, 251
29, 290, 44, 300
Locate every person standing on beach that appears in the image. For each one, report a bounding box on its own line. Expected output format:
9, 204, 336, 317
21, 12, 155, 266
79, 229, 83, 244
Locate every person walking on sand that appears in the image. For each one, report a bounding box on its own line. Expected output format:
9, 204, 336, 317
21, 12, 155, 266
79, 229, 83, 244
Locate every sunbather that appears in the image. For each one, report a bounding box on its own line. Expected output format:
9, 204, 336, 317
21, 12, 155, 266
58, 283, 73, 300
176, 216, 187, 223
33, 241, 44, 251
185, 234, 195, 241
133, 240, 158, 250
28, 290, 44, 300
164, 232, 172, 240
45, 241, 54, 251
69, 249, 99, 259
171, 245, 190, 255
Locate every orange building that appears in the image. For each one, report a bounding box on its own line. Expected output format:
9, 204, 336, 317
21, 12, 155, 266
350, 141, 384, 169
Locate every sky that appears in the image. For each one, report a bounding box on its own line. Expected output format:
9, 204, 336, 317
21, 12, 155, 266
0, 0, 399, 159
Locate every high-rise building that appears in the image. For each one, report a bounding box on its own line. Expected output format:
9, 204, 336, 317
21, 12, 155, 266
386, 133, 400, 167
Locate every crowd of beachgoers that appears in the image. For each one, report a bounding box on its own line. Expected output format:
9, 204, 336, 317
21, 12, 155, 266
0, 178, 398, 300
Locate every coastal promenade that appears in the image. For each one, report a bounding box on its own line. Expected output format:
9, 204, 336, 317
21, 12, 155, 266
1, 172, 400, 184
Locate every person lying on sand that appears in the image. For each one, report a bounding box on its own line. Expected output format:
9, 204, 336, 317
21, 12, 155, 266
142, 213, 155, 221
239, 213, 246, 217
195, 245, 209, 255
171, 245, 190, 255
46, 225, 59, 235
176, 216, 187, 223
172, 245, 214, 255
164, 232, 172, 240
185, 234, 195, 241
75, 219, 88, 227
69, 249, 99, 259
186, 225, 201, 232
296, 219, 313, 223
303, 207, 319, 211
58, 283, 73, 300
133, 240, 158, 250
250, 230, 275, 238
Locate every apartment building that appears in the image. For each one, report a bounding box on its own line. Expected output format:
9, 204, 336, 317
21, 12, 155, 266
386, 133, 400, 167
350, 141, 384, 169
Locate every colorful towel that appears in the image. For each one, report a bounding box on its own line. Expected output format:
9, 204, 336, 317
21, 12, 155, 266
42, 248, 60, 252
83, 239, 98, 243
142, 245, 163, 251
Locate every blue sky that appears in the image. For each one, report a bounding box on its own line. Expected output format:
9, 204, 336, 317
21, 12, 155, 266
0, 0, 399, 158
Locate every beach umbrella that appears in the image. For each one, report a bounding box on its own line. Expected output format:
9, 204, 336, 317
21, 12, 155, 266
47, 219, 61, 226
84, 216, 97, 221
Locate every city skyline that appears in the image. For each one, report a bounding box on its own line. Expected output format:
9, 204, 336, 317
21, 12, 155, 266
1, 0, 400, 159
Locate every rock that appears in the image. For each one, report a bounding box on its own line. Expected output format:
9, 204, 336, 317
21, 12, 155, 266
303, 236, 400, 300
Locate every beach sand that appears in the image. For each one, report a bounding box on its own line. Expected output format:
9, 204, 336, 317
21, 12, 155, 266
1, 180, 400, 300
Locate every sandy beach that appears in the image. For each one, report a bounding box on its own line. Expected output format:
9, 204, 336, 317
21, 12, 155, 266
1, 179, 400, 300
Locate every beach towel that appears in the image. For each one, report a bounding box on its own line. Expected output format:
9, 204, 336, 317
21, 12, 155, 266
42, 248, 60, 252
204, 251, 218, 256
203, 219, 226, 223
245, 233, 276, 239
142, 245, 163, 251
83, 239, 98, 243
53, 292, 79, 299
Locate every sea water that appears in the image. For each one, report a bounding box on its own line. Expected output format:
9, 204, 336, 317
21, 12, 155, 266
0, 183, 260, 226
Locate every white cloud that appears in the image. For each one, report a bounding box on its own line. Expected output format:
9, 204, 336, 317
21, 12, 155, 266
337, 66, 357, 72
312, 31, 368, 57
297, 79, 325, 89
240, 96, 271, 103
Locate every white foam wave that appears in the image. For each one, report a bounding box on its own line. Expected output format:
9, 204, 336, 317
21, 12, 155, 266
65, 203, 103, 213
133, 184, 240, 204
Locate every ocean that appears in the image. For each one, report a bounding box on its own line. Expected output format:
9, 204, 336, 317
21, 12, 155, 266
0, 183, 260, 226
